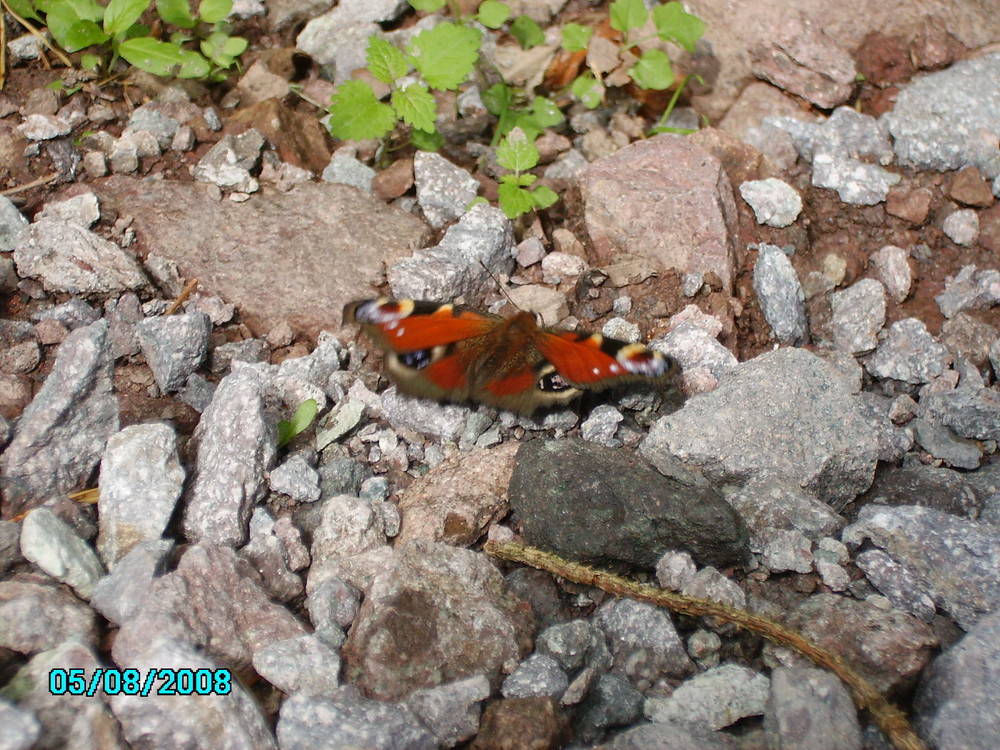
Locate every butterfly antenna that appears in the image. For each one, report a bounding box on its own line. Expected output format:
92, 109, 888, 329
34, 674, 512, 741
478, 260, 523, 311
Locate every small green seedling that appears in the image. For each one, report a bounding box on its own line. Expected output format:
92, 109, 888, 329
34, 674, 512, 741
481, 81, 563, 146
5, 0, 247, 80
564, 0, 705, 108
493, 127, 558, 219
277, 398, 318, 448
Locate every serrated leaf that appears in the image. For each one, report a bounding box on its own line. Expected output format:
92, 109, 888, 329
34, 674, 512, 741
560, 22, 593, 52
367, 37, 409, 85
476, 0, 510, 29
497, 179, 535, 219
496, 127, 539, 172
630, 48, 673, 90
391, 82, 436, 132
408, 0, 445, 10
515, 173, 536, 186
609, 0, 646, 33
103, 0, 148, 35
6, 0, 42, 22
411, 128, 443, 151
653, 1, 705, 52
118, 37, 210, 77
509, 15, 544, 49
327, 79, 397, 141
155, 0, 196, 28
530, 96, 563, 128
570, 72, 603, 108
197, 0, 231, 23
531, 184, 558, 209
408, 22, 480, 90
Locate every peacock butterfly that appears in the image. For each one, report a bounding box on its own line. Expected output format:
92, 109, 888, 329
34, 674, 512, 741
344, 297, 679, 415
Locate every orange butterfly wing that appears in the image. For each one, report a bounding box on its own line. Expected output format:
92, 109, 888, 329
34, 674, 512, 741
536, 329, 677, 389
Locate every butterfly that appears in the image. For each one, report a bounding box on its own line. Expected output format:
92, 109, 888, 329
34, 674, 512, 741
343, 298, 679, 415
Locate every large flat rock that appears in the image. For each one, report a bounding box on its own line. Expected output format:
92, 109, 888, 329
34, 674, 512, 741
95, 177, 431, 339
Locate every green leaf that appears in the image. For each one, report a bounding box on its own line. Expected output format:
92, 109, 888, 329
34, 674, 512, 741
155, 0, 196, 28
408, 0, 445, 10
496, 127, 539, 172
515, 172, 536, 186
630, 48, 673, 90
196, 0, 231, 23
103, 0, 148, 36
62, 0, 105, 21
652, 1, 705, 52
609, 0, 647, 33
327, 79, 397, 141
476, 0, 510, 29
481, 82, 512, 117
118, 37, 211, 77
408, 22, 480, 90
497, 179, 535, 219
277, 398, 318, 447
6, 0, 42, 23
570, 72, 603, 108
509, 15, 544, 49
391, 82, 436, 132
410, 128, 443, 151
81, 52, 103, 71
62, 18, 110, 51
367, 37, 409, 85
531, 184, 558, 210
200, 32, 246, 67
560, 22, 593, 52
529, 95, 563, 128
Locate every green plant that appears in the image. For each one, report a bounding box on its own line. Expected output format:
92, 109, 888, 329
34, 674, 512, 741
277, 399, 318, 448
562, 0, 705, 109
4, 0, 247, 80
481, 81, 562, 146
493, 127, 558, 219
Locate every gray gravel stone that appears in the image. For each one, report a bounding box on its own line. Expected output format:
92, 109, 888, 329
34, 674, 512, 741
110, 634, 277, 750
388, 203, 514, 301
0, 580, 97, 653
593, 598, 694, 688
13, 219, 149, 294
31, 298, 100, 330
764, 666, 861, 750
502, 653, 569, 700
863, 318, 950, 384
810, 107, 899, 205
322, 150, 377, 192
884, 53, 1000, 178
210, 338, 269, 374
277, 689, 435, 750
576, 673, 643, 743
536, 619, 611, 675
752, 244, 807, 345
871, 245, 911, 304
844, 504, 1000, 629
91, 539, 175, 625
942, 208, 979, 246
405, 675, 491, 748
739, 178, 802, 227
0, 195, 30, 251
126, 103, 182, 149
0, 698, 41, 750
19, 507, 104, 599
831, 278, 885, 354
135, 312, 212, 393
307, 576, 362, 631
97, 423, 184, 568
269, 453, 322, 502
580, 404, 624, 447
413, 151, 479, 228
182, 364, 277, 546
192, 129, 265, 192
645, 663, 769, 730
37, 191, 100, 228
240, 507, 305, 602
935, 265, 1000, 319
912, 417, 981, 470
0, 519, 22, 575
17, 113, 71, 140
642, 347, 878, 509
0, 320, 118, 519
855, 549, 937, 623
760, 528, 813, 573
915, 608, 1000, 749
253, 633, 341, 696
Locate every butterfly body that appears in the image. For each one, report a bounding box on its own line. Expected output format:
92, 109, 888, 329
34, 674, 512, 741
344, 298, 679, 415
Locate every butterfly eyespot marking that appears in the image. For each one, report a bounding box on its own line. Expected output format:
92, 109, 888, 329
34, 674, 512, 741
537, 365, 574, 393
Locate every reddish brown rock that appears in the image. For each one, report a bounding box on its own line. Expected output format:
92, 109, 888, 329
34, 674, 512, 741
372, 157, 415, 202
582, 135, 740, 292
949, 166, 994, 208
886, 186, 932, 224
471, 697, 569, 750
